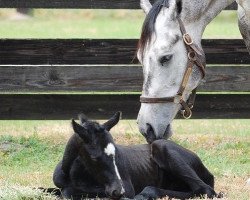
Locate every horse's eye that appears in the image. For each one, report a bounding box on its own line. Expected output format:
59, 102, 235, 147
159, 54, 173, 66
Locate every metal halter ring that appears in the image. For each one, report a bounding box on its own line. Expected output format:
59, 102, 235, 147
188, 51, 196, 61
183, 33, 193, 45
181, 109, 192, 119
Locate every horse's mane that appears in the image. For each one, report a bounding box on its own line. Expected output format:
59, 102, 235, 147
138, 0, 170, 60
137, 0, 182, 60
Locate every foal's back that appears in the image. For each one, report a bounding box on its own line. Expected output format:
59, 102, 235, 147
116, 139, 214, 196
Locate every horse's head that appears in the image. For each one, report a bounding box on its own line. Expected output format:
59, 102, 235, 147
72, 112, 125, 199
137, 0, 205, 141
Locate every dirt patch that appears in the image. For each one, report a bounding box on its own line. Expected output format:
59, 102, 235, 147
0, 142, 23, 154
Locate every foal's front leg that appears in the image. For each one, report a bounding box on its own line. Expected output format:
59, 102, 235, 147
130, 186, 193, 200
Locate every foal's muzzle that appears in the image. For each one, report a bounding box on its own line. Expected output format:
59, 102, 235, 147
106, 180, 125, 199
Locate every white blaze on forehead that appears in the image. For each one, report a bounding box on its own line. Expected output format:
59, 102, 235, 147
104, 143, 125, 194
104, 143, 115, 156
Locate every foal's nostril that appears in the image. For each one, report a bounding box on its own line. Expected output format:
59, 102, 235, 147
111, 189, 122, 198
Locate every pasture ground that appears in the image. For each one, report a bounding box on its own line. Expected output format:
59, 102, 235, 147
0, 119, 249, 199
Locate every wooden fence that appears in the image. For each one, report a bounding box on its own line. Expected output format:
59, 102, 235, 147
0, 0, 249, 120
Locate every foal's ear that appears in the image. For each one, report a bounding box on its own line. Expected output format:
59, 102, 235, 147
103, 111, 121, 131
78, 113, 88, 125
72, 119, 88, 140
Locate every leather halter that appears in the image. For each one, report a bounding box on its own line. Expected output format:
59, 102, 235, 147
140, 17, 206, 119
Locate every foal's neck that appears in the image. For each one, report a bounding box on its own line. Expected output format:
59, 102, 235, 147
180, 0, 235, 47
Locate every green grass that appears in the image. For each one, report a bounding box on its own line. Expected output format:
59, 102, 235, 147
0, 134, 63, 187
0, 9, 241, 39
204, 11, 241, 39
0, 120, 250, 186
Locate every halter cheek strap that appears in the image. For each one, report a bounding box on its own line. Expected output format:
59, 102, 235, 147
140, 17, 206, 119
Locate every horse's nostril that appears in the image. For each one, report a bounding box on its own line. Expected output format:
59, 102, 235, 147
146, 123, 154, 134
163, 124, 172, 139
146, 123, 156, 143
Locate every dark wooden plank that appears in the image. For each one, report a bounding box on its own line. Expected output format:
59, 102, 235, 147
0, 0, 237, 10
225, 2, 237, 10
0, 39, 137, 65
0, 39, 249, 65
0, 65, 142, 92
202, 39, 250, 65
0, 65, 249, 92
0, 0, 139, 9
199, 65, 250, 92
0, 94, 249, 120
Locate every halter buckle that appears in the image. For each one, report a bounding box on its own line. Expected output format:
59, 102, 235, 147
181, 109, 192, 119
183, 33, 193, 45
188, 51, 196, 61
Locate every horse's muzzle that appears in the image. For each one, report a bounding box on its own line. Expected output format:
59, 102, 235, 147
146, 123, 172, 143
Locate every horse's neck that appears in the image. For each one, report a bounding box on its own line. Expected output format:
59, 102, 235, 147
181, 0, 235, 46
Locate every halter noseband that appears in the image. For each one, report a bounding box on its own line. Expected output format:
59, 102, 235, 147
140, 17, 206, 119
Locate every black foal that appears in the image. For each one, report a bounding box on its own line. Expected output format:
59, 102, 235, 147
52, 112, 221, 200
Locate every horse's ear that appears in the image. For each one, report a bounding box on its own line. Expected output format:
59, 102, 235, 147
168, 0, 181, 19
176, 0, 182, 15
72, 119, 88, 140
78, 113, 88, 125
103, 111, 121, 131
140, 0, 152, 14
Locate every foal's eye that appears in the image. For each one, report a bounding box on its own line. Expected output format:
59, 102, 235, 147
159, 54, 173, 66
90, 155, 98, 162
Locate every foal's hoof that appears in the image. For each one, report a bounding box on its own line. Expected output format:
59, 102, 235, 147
194, 186, 217, 199
120, 195, 148, 200
216, 192, 224, 198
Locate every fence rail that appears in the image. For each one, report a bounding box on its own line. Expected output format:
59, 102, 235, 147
0, 0, 237, 10
0, 65, 249, 92
0, 94, 249, 120
0, 39, 249, 65
0, 1, 249, 120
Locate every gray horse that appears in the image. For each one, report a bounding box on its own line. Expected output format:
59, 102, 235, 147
137, 0, 250, 141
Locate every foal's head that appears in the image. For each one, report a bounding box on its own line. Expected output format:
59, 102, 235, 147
137, 0, 205, 140
72, 112, 125, 198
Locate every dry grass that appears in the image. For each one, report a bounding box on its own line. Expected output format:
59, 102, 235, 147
1, 119, 249, 142
0, 185, 58, 200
